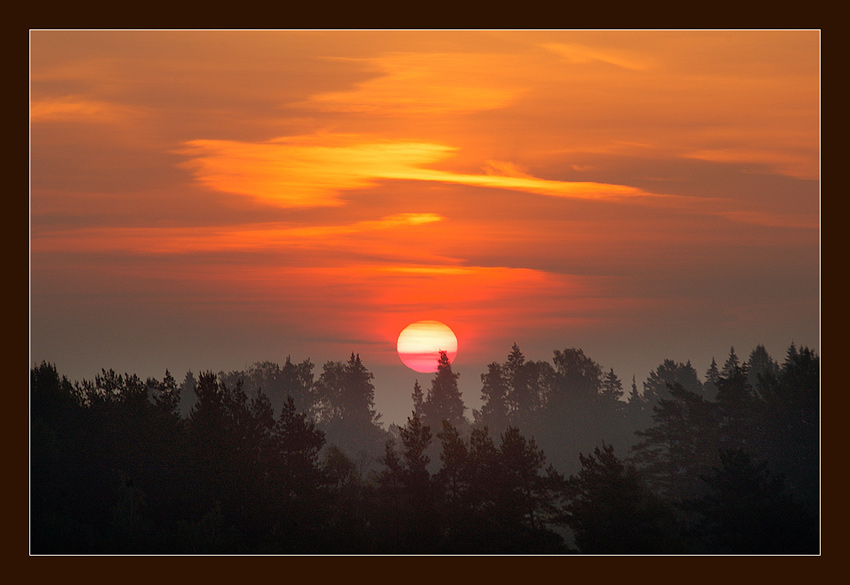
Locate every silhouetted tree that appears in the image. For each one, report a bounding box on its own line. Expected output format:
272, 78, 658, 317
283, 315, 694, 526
411, 379, 425, 419
219, 357, 317, 419
421, 351, 466, 431
497, 428, 565, 531
753, 344, 819, 510
746, 344, 780, 391
435, 421, 471, 511
31, 362, 89, 552
314, 353, 385, 461
148, 369, 181, 419
625, 374, 649, 425
631, 382, 720, 502
268, 395, 329, 552
722, 346, 741, 378
714, 349, 758, 452
703, 358, 720, 401
321, 444, 369, 552
504, 344, 548, 428
549, 347, 603, 407
462, 426, 502, 546
601, 368, 625, 403
474, 362, 511, 435
685, 449, 818, 553
643, 359, 704, 405
375, 413, 438, 553
566, 443, 686, 554
434, 423, 568, 553
538, 348, 607, 475
179, 370, 197, 416
184, 373, 255, 546
488, 427, 567, 552
475, 345, 552, 434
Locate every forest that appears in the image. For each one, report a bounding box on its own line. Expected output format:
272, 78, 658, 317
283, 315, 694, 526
30, 342, 820, 555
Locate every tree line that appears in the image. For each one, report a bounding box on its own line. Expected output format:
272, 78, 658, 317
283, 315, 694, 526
30, 342, 819, 554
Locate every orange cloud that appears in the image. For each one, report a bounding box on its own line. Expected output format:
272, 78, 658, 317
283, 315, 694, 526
306, 52, 526, 115
683, 147, 819, 182
716, 210, 819, 230
31, 212, 447, 256
30, 95, 140, 124
542, 42, 652, 71
177, 133, 697, 209
176, 135, 457, 207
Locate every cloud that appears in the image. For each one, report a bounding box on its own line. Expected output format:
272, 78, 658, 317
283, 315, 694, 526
716, 210, 819, 229
31, 212, 447, 256
30, 95, 141, 124
176, 134, 457, 207
542, 42, 652, 71
305, 52, 525, 115
683, 147, 819, 182
177, 133, 697, 209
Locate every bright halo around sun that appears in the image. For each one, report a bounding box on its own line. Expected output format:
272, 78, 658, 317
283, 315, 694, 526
397, 320, 458, 373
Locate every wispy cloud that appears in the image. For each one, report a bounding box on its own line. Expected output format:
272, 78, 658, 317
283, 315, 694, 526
176, 135, 457, 207
542, 42, 652, 71
177, 133, 697, 209
716, 210, 819, 229
305, 52, 526, 115
32, 212, 447, 255
683, 147, 819, 182
30, 95, 141, 124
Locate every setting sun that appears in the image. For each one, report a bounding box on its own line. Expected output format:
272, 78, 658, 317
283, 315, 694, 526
396, 320, 458, 373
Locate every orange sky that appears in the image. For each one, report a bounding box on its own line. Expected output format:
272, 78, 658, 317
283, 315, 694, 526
29, 30, 820, 424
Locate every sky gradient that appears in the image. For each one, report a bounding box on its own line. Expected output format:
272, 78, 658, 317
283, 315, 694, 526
29, 30, 820, 425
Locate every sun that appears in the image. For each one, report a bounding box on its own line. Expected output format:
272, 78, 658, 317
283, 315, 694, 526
396, 320, 458, 373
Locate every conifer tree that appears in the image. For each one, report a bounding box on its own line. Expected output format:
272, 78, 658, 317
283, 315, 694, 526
566, 443, 686, 554
722, 346, 742, 378
601, 368, 625, 402
314, 353, 384, 459
422, 351, 466, 430
704, 357, 720, 400
746, 344, 780, 390
475, 362, 510, 434
411, 380, 425, 419
627, 375, 642, 405
686, 449, 818, 553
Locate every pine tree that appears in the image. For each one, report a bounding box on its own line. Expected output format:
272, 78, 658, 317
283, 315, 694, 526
377, 413, 438, 552
422, 351, 466, 430
475, 362, 510, 434
746, 344, 779, 390
722, 346, 742, 378
601, 368, 624, 402
566, 443, 686, 554
314, 353, 384, 459
627, 375, 642, 405
630, 382, 721, 501
149, 369, 181, 418
704, 357, 720, 400
754, 344, 819, 510
342, 353, 380, 427
489, 427, 567, 552
686, 449, 818, 553
643, 359, 703, 405
411, 380, 425, 419
550, 347, 603, 406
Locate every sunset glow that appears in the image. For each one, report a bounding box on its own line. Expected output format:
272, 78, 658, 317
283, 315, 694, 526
30, 30, 820, 426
